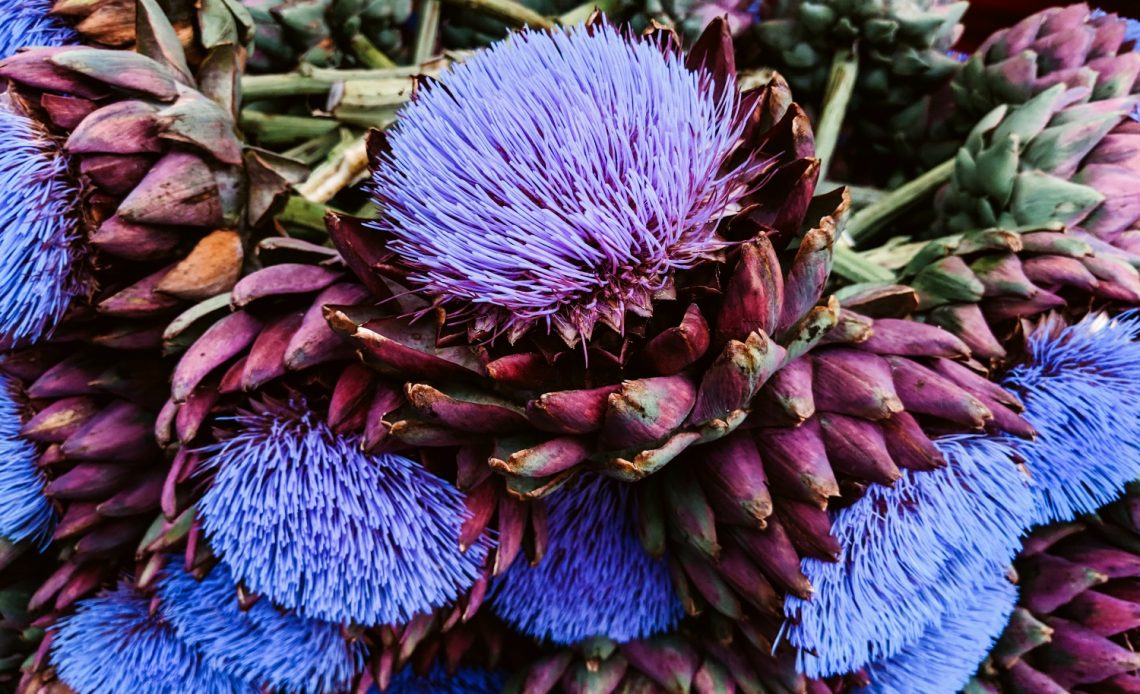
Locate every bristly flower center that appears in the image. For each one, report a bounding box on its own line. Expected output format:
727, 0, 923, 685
372, 22, 757, 343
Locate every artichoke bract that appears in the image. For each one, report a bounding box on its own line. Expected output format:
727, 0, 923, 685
322, 17, 1031, 646
968, 493, 1140, 693
901, 82, 1140, 354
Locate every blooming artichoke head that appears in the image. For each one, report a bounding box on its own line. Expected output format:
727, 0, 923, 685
369, 21, 784, 346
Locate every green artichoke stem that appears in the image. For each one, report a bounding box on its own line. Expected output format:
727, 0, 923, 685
414, 0, 443, 64
240, 73, 334, 101
239, 111, 340, 147
278, 195, 337, 239
349, 33, 399, 70
440, 0, 556, 30
844, 157, 956, 247
831, 244, 895, 284
296, 135, 371, 204
815, 49, 858, 182
282, 130, 351, 167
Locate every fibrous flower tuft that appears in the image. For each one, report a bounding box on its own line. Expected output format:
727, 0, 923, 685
0, 96, 84, 346
198, 403, 488, 626
52, 581, 251, 694
0, 372, 54, 544
372, 22, 757, 340
491, 473, 683, 644
158, 560, 366, 694
0, 1, 77, 58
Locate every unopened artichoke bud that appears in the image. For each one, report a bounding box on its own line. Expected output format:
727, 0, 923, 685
323, 18, 1030, 642
756, 0, 966, 111
949, 4, 1140, 139
901, 83, 1140, 351
244, 0, 413, 71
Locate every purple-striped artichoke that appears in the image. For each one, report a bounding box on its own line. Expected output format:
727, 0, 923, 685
949, 4, 1140, 140
968, 488, 1140, 693
322, 18, 1030, 638
0, 3, 256, 347
899, 81, 1140, 356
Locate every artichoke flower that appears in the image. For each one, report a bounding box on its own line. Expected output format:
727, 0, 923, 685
0, 1, 77, 60
157, 559, 367, 693
383, 664, 507, 693
245, 0, 413, 71
491, 473, 684, 645
968, 494, 1140, 693
155, 240, 489, 628
50, 580, 251, 693
900, 83, 1140, 353
321, 18, 1030, 645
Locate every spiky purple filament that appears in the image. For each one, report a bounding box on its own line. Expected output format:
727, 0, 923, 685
52, 581, 252, 694
785, 435, 1032, 678
198, 405, 488, 626
373, 23, 753, 339
864, 571, 1019, 693
158, 560, 366, 694
1001, 311, 1140, 525
0, 1, 77, 58
490, 473, 683, 645
0, 96, 83, 345
0, 372, 54, 545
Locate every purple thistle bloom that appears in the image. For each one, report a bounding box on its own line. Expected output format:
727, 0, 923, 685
863, 571, 1019, 694
379, 664, 507, 693
1001, 311, 1140, 526
0, 96, 84, 345
157, 560, 366, 693
372, 23, 754, 339
0, 1, 77, 58
198, 405, 488, 626
785, 435, 1032, 678
52, 580, 253, 694
490, 473, 683, 645
0, 372, 54, 545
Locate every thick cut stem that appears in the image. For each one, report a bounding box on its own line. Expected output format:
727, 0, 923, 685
242, 65, 444, 102
414, 0, 443, 65
240, 111, 340, 146
349, 34, 398, 69
441, 0, 555, 29
815, 50, 858, 182
831, 245, 894, 284
296, 136, 371, 204
843, 158, 956, 247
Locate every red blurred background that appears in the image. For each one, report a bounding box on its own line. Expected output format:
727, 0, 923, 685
961, 0, 1138, 51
